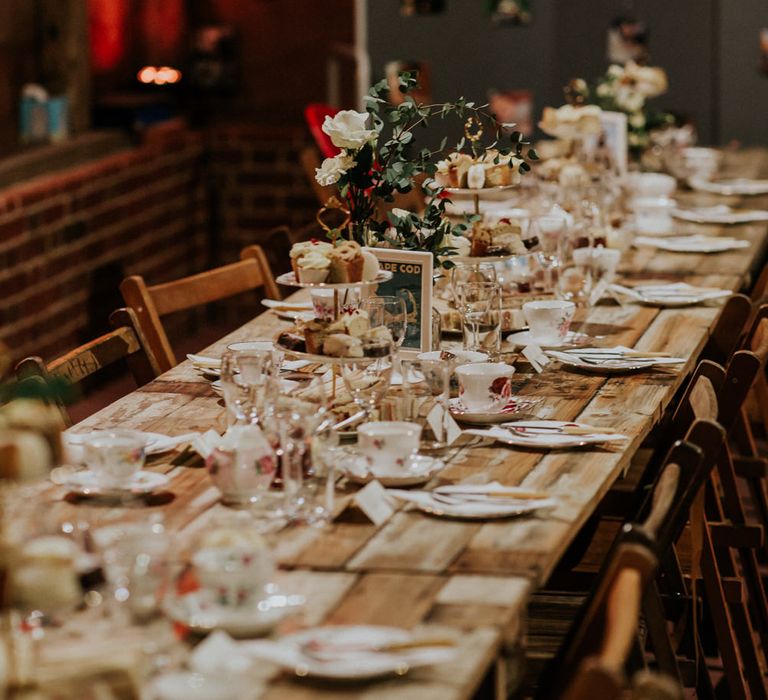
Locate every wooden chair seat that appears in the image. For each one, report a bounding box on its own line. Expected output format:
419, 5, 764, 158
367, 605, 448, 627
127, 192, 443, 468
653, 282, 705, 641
15, 308, 160, 426
120, 245, 279, 373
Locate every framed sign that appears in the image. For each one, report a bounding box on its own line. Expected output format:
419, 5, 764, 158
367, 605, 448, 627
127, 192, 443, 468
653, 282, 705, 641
366, 248, 433, 356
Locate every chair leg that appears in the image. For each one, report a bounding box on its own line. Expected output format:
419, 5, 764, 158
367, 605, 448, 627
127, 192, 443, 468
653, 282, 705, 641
642, 583, 683, 683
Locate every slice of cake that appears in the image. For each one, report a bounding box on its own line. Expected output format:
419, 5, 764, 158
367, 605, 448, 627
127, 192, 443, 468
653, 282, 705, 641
328, 241, 364, 283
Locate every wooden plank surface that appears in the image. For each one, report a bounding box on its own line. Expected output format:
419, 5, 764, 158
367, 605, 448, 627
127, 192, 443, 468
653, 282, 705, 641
44, 149, 768, 699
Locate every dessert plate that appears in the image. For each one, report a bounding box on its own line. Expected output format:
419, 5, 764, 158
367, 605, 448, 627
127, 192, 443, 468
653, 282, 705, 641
449, 397, 540, 424
672, 205, 768, 224
688, 177, 768, 196
275, 270, 392, 290
464, 421, 627, 450
609, 282, 731, 307
547, 347, 685, 374
634, 235, 750, 253
164, 590, 305, 638
503, 330, 591, 350
338, 452, 445, 487
56, 470, 170, 497
387, 484, 556, 519
244, 625, 457, 680
211, 378, 300, 396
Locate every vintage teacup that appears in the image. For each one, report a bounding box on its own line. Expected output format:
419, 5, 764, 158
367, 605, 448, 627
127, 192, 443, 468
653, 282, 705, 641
624, 172, 676, 198
522, 300, 576, 346
455, 362, 516, 412
631, 196, 676, 235
357, 421, 421, 470
82, 430, 146, 487
192, 544, 274, 608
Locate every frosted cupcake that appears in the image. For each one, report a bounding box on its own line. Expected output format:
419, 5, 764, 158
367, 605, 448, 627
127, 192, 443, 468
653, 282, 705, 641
296, 249, 331, 284
289, 240, 334, 276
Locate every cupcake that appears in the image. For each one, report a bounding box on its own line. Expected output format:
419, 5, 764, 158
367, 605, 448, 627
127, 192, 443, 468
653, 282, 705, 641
289, 240, 334, 276
435, 152, 473, 188
296, 249, 331, 284
328, 241, 364, 283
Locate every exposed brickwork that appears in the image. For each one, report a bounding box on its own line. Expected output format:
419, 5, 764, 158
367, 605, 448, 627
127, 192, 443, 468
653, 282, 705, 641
0, 123, 319, 364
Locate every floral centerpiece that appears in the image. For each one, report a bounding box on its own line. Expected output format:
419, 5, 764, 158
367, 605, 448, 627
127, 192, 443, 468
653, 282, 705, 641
314, 72, 538, 268
567, 61, 674, 154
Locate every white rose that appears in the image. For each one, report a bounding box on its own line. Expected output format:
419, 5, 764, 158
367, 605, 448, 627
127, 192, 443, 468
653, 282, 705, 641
629, 112, 646, 129
442, 232, 470, 257
596, 83, 612, 98
315, 153, 355, 186
321, 110, 378, 150
624, 62, 668, 97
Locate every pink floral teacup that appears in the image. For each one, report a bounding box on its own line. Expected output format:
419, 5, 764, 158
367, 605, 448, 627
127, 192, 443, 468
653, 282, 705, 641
357, 422, 421, 471
522, 300, 576, 346
455, 362, 516, 412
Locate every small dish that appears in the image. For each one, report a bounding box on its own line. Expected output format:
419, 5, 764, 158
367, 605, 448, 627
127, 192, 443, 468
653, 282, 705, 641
211, 378, 300, 396
503, 330, 591, 350
449, 397, 539, 424
164, 589, 305, 638
56, 470, 170, 496
338, 451, 445, 487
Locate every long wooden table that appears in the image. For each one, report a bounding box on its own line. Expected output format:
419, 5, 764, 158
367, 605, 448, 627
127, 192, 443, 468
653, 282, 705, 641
40, 150, 768, 698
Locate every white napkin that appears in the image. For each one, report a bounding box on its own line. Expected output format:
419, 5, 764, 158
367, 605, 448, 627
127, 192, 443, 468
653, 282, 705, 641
189, 631, 254, 675
191, 429, 223, 459
187, 353, 221, 369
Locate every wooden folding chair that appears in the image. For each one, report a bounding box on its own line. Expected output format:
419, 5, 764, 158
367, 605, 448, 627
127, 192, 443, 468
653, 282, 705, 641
120, 245, 280, 373
15, 308, 161, 427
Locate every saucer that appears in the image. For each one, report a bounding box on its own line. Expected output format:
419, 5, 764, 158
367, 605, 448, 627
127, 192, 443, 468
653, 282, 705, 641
464, 420, 628, 449
338, 451, 445, 487
56, 470, 170, 496
449, 397, 540, 424
164, 589, 305, 638
503, 330, 591, 350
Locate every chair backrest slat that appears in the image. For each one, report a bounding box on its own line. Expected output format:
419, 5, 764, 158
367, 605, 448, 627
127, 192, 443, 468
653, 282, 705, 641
703, 293, 752, 365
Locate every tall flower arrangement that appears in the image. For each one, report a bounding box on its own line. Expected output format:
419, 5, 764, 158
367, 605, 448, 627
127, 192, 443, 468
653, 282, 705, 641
314, 72, 537, 268
569, 61, 673, 153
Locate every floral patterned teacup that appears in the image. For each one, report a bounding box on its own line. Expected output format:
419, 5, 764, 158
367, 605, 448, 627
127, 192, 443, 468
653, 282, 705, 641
522, 300, 576, 346
455, 362, 516, 413
357, 422, 421, 471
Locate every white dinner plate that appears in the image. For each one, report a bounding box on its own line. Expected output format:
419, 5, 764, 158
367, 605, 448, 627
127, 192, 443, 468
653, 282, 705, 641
211, 378, 300, 396
688, 177, 768, 196
56, 470, 170, 497
464, 420, 628, 450
503, 330, 591, 350
672, 205, 768, 224
449, 397, 540, 424
609, 283, 731, 307
634, 235, 750, 254
243, 625, 457, 680
547, 347, 685, 374
164, 590, 305, 638
338, 452, 446, 487
386, 488, 557, 519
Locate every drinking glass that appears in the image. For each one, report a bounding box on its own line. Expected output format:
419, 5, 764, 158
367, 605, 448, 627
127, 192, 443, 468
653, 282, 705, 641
219, 348, 280, 426
450, 262, 497, 307
398, 359, 452, 454
533, 215, 567, 292
361, 296, 408, 348
555, 260, 593, 308
340, 342, 395, 421
458, 281, 501, 355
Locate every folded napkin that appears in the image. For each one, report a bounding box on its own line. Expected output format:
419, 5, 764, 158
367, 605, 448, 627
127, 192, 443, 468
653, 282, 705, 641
187, 353, 221, 369
189, 631, 255, 676
191, 429, 224, 459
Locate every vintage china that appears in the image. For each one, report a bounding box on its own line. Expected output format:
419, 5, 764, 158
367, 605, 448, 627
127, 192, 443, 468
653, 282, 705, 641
633, 235, 750, 253
630, 196, 676, 235
357, 422, 421, 470
547, 347, 685, 374
275, 269, 393, 289
624, 172, 676, 198
522, 300, 575, 346
465, 420, 628, 449
416, 349, 488, 365
80, 429, 146, 487
164, 589, 304, 638
55, 469, 170, 496
449, 396, 540, 424
338, 450, 446, 487
455, 362, 516, 412
145, 671, 240, 700
245, 625, 457, 680
688, 177, 768, 196
387, 487, 557, 520
504, 330, 590, 350
64, 430, 191, 459
193, 545, 275, 608
672, 205, 768, 225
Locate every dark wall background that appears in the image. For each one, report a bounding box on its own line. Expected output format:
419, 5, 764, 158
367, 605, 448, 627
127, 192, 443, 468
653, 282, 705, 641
367, 0, 768, 146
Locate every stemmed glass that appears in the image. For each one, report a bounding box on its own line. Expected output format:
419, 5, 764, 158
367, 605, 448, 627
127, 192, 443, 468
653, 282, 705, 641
340, 341, 395, 422
450, 262, 497, 307
457, 280, 502, 354
533, 215, 567, 292
361, 296, 408, 349
219, 348, 280, 426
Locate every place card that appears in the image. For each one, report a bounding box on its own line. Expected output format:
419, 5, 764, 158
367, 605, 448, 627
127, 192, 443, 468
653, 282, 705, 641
426, 403, 463, 446
522, 344, 550, 373
353, 480, 395, 526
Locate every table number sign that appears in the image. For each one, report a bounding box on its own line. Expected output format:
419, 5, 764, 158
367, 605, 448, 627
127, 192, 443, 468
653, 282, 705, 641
366, 248, 434, 356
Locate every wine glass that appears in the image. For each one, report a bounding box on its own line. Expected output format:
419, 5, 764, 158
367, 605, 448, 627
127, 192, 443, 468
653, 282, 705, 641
219, 348, 280, 426
340, 342, 395, 421
457, 280, 502, 354
533, 216, 567, 292
450, 262, 497, 307
361, 296, 408, 349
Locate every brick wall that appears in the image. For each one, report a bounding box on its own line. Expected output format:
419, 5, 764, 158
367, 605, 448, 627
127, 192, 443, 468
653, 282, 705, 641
0, 127, 208, 362
0, 123, 320, 364
208, 124, 319, 264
